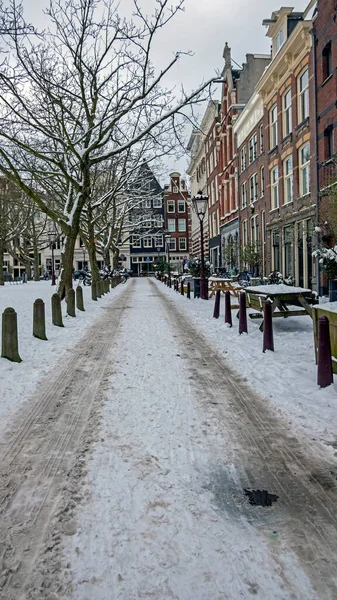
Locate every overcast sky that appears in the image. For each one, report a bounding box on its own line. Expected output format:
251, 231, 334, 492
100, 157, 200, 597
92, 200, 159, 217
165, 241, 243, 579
22, 0, 311, 179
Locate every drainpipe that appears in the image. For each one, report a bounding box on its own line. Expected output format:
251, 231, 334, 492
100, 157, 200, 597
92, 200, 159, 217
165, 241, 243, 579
311, 24, 321, 294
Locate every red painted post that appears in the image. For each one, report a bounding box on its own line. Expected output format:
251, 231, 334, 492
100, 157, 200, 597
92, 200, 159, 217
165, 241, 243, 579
187, 282, 191, 299
239, 292, 248, 334
263, 300, 274, 352
317, 316, 333, 388
225, 290, 232, 327
213, 289, 220, 319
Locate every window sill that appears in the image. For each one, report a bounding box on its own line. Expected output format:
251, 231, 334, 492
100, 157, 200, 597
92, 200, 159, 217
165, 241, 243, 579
297, 192, 311, 200
281, 133, 292, 147
321, 74, 333, 88
296, 117, 309, 134
270, 207, 279, 214
268, 145, 278, 156
282, 200, 293, 207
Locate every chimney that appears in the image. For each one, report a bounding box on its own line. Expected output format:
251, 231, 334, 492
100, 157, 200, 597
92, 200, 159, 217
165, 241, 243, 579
223, 42, 231, 70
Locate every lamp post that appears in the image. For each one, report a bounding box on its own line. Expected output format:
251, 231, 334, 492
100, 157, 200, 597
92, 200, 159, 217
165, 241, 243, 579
165, 234, 171, 277
82, 246, 86, 269
192, 190, 209, 300
48, 231, 57, 286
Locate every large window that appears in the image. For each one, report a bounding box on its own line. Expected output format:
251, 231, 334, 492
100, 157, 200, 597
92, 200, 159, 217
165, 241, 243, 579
323, 42, 332, 81
298, 68, 309, 123
168, 219, 176, 232
249, 134, 257, 164
143, 236, 152, 248
275, 28, 284, 54
260, 166, 265, 197
260, 124, 264, 153
178, 200, 185, 213
241, 181, 247, 208
143, 199, 151, 208
324, 126, 334, 160
283, 88, 292, 137
251, 215, 259, 248
284, 225, 293, 277
168, 238, 176, 251
284, 156, 293, 204
178, 218, 186, 232
154, 235, 163, 247
299, 144, 310, 196
179, 237, 187, 251
132, 235, 141, 248
167, 200, 175, 213
242, 220, 248, 248
270, 104, 278, 149
240, 146, 247, 172
271, 166, 279, 209
272, 230, 280, 271
249, 173, 258, 203
153, 197, 162, 208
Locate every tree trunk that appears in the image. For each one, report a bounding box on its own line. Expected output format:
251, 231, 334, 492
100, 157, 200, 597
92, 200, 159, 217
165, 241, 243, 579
32, 219, 40, 281
87, 205, 100, 284
57, 231, 77, 300
113, 248, 119, 269
103, 249, 111, 270
0, 238, 4, 285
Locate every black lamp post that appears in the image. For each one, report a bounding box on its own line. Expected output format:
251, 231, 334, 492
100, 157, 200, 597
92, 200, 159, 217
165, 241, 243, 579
82, 246, 86, 269
192, 190, 209, 300
165, 234, 171, 276
48, 231, 57, 286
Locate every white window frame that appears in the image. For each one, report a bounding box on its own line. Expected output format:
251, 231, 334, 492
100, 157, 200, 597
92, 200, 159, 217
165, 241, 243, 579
249, 173, 258, 203
283, 88, 292, 137
143, 236, 152, 248
168, 238, 176, 251
168, 219, 176, 232
178, 200, 185, 213
271, 166, 279, 209
299, 144, 310, 196
154, 235, 163, 247
275, 28, 284, 54
178, 218, 186, 232
260, 166, 265, 197
283, 156, 293, 204
242, 220, 248, 248
298, 68, 309, 123
153, 197, 162, 208
241, 181, 247, 208
132, 235, 141, 248
241, 146, 247, 172
143, 199, 151, 208
179, 237, 187, 251
270, 104, 278, 150
167, 200, 175, 213
260, 124, 264, 154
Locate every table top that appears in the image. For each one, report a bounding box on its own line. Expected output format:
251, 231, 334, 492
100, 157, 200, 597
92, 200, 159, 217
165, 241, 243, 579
245, 284, 312, 296
209, 278, 233, 283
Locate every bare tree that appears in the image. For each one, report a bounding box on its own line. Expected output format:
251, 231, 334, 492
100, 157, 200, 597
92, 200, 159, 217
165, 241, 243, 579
0, 0, 220, 297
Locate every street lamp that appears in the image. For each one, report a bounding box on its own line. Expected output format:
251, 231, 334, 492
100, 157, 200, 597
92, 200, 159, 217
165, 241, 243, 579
191, 190, 209, 299
165, 234, 171, 277
48, 231, 57, 286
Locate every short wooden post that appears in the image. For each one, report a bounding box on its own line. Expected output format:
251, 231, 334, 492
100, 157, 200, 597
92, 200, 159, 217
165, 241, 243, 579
1, 307, 22, 362
33, 298, 47, 340
263, 300, 274, 352
187, 282, 191, 299
225, 291, 232, 327
76, 285, 85, 311
317, 316, 333, 388
180, 281, 184, 296
51, 293, 64, 327
239, 292, 248, 334
91, 281, 97, 301
213, 289, 220, 319
66, 288, 76, 317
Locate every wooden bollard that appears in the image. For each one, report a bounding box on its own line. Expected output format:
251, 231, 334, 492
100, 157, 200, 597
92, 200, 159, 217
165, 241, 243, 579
1, 307, 22, 362
51, 293, 64, 327
76, 285, 85, 311
66, 288, 76, 317
169, 278, 172, 288
263, 300, 274, 352
317, 316, 333, 388
238, 292, 248, 334
213, 289, 220, 319
225, 291, 232, 327
91, 281, 97, 301
33, 298, 47, 340
181, 281, 184, 296
96, 280, 102, 298
187, 281, 191, 299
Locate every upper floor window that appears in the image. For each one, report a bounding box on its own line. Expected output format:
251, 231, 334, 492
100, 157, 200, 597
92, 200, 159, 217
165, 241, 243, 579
324, 126, 334, 160
143, 199, 151, 208
178, 218, 186, 232
241, 181, 247, 208
172, 184, 179, 193
283, 88, 292, 137
153, 197, 162, 208
322, 42, 332, 82
298, 68, 309, 123
270, 104, 278, 150
249, 173, 258, 203
260, 166, 265, 197
167, 200, 175, 213
275, 28, 284, 54
154, 235, 163, 247
260, 124, 264, 153
179, 237, 187, 251
168, 238, 176, 251
271, 166, 279, 209
143, 236, 152, 248
283, 156, 293, 204
249, 133, 257, 164
168, 219, 176, 232
240, 146, 247, 172
299, 144, 310, 196
178, 200, 185, 213
132, 235, 141, 248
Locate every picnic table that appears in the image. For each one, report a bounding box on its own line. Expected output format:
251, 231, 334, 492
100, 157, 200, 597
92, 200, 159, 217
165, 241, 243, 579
243, 284, 318, 331
209, 277, 242, 299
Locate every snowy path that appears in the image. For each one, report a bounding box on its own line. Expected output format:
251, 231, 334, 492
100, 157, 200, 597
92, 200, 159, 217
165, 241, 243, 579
1, 279, 337, 599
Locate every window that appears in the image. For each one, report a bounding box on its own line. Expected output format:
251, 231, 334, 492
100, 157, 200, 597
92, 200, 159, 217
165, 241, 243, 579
143, 236, 152, 248
324, 126, 334, 160
241, 182, 247, 208
167, 200, 175, 213
283, 156, 293, 204
240, 146, 247, 172
299, 144, 310, 196
271, 166, 279, 209
179, 237, 187, 251
178, 218, 186, 232
270, 104, 278, 149
132, 235, 141, 248
168, 219, 176, 232
178, 200, 185, 213
153, 197, 162, 208
251, 215, 259, 248
249, 173, 258, 203
173, 184, 179, 193
298, 68, 309, 123
283, 88, 292, 137
143, 199, 151, 208
260, 124, 264, 153
323, 42, 332, 81
168, 238, 176, 251
260, 166, 265, 197
154, 235, 163, 247
242, 220, 248, 247
272, 230, 280, 271
275, 28, 284, 54
284, 225, 293, 277
249, 134, 257, 163
155, 215, 163, 227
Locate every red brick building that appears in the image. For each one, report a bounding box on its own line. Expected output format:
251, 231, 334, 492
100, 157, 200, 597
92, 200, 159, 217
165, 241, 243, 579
163, 172, 190, 272
205, 102, 221, 269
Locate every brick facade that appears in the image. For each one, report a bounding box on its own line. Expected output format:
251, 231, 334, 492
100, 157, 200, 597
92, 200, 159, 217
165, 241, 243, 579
164, 172, 190, 271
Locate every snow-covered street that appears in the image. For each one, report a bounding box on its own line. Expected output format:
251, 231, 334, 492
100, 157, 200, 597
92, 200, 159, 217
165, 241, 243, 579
1, 279, 337, 599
